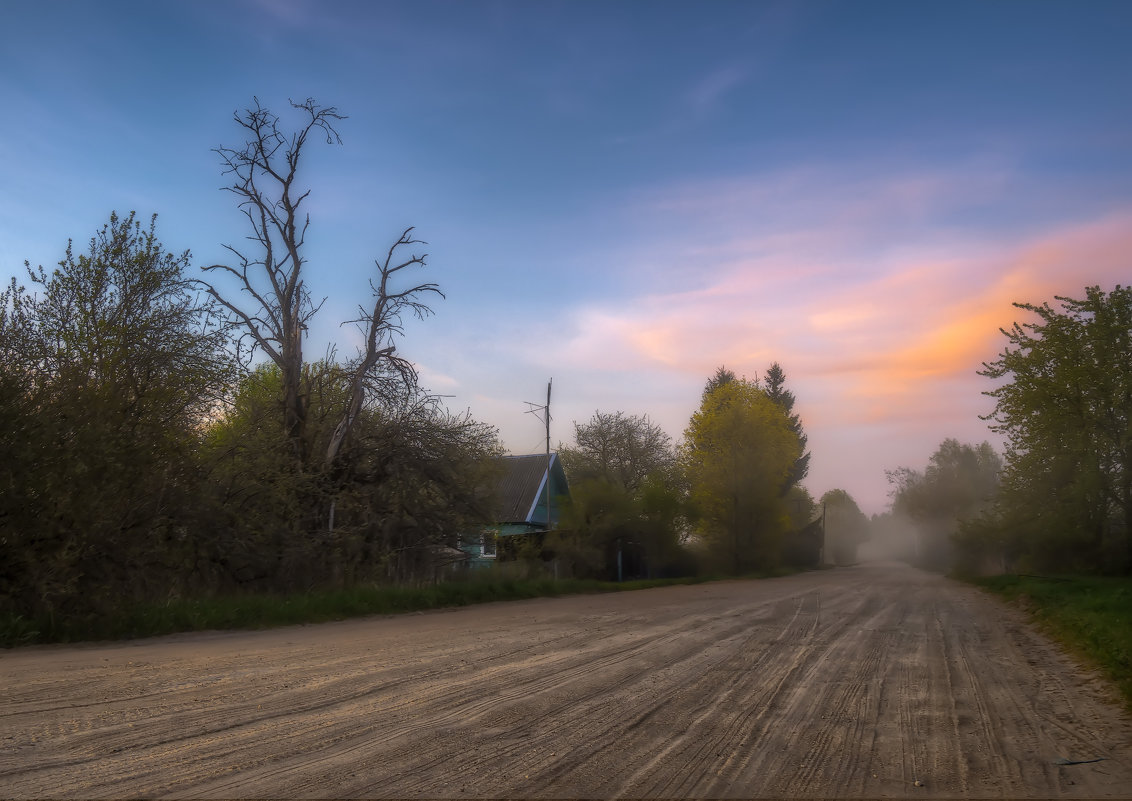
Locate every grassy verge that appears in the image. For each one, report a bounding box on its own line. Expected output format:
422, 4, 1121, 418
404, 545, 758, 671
0, 574, 714, 648
971, 574, 1132, 712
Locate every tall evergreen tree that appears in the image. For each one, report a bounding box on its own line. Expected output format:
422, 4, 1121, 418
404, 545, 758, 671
764, 362, 811, 493
702, 365, 737, 402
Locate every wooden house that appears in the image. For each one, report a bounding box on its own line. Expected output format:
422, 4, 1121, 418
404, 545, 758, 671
461, 453, 570, 567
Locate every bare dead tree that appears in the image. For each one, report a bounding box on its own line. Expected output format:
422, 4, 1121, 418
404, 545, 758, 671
198, 97, 340, 461
197, 98, 441, 467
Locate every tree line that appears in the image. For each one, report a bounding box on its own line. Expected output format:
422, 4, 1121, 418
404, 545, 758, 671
553, 365, 867, 580
559, 280, 1132, 582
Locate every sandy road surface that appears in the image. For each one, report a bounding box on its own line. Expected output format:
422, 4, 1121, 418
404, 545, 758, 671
2, 562, 1131, 799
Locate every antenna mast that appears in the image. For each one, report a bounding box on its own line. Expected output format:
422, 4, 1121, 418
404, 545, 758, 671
524, 378, 553, 531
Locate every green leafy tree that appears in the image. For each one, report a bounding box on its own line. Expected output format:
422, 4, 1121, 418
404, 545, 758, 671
780, 485, 822, 568
205, 363, 503, 587
343, 390, 503, 583
201, 363, 321, 589
558, 411, 690, 579
820, 489, 870, 565
684, 377, 801, 573
0, 212, 235, 617
555, 479, 639, 579
887, 439, 1001, 571
979, 285, 1132, 573
637, 472, 697, 577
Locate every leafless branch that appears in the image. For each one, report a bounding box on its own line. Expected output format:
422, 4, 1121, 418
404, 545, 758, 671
325, 228, 443, 466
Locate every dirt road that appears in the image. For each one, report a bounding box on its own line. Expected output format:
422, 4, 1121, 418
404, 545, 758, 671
2, 562, 1130, 798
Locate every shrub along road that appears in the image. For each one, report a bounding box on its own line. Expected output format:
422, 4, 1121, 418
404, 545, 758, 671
2, 561, 1130, 798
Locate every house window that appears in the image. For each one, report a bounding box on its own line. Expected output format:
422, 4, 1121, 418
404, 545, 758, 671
482, 533, 497, 557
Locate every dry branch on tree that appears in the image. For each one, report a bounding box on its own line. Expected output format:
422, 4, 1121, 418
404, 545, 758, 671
325, 228, 442, 466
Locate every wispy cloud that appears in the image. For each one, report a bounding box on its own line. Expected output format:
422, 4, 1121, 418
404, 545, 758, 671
240, 0, 320, 29
685, 64, 749, 115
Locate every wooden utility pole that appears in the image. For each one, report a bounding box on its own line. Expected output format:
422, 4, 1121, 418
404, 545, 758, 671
525, 378, 553, 530
545, 379, 552, 530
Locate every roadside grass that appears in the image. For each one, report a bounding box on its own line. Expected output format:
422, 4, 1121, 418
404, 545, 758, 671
0, 573, 717, 648
972, 574, 1132, 712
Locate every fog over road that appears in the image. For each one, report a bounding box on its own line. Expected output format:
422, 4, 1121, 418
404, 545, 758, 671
3, 562, 1131, 798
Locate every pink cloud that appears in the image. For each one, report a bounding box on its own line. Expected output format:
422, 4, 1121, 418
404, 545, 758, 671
534, 191, 1130, 508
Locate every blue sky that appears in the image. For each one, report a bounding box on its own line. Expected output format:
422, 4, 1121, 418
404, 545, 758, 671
2, 0, 1130, 513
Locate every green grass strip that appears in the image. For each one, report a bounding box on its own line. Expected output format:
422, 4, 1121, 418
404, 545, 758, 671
0, 574, 715, 648
972, 574, 1132, 712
